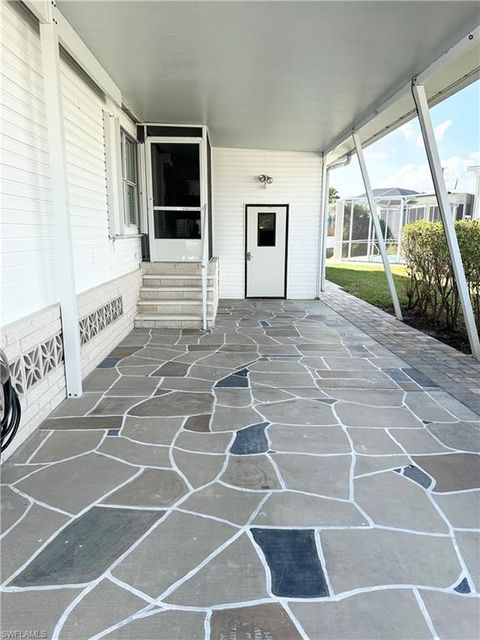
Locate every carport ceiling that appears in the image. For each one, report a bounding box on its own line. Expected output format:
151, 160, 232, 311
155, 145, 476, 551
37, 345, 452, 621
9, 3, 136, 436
57, 1, 479, 152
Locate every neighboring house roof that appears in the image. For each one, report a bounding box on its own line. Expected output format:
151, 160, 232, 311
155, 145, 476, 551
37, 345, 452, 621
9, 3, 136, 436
356, 188, 420, 198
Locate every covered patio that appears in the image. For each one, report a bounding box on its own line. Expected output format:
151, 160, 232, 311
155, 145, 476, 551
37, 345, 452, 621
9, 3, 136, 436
2, 292, 479, 639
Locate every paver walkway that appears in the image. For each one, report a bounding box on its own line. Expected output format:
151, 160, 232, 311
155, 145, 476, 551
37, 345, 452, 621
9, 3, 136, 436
1, 299, 479, 640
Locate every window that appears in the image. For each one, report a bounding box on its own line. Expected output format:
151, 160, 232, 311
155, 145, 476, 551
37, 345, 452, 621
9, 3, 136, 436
257, 212, 276, 246
121, 130, 139, 226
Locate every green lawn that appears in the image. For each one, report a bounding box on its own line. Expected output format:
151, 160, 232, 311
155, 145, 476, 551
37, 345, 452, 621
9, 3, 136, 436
325, 261, 410, 311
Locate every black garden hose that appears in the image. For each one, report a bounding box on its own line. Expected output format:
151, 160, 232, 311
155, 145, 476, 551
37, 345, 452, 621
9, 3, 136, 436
1, 364, 21, 453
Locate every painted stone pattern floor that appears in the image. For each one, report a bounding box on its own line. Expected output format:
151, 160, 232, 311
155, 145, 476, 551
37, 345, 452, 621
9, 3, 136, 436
1, 299, 479, 640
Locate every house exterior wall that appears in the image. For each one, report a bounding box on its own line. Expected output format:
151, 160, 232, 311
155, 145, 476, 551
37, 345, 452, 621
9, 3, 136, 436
0, 1, 142, 460
212, 147, 322, 299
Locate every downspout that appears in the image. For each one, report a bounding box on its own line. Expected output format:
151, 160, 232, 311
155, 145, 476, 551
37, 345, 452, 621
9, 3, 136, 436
318, 153, 352, 295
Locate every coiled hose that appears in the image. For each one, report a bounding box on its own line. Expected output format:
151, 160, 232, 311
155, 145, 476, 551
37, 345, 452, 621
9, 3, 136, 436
1, 350, 21, 453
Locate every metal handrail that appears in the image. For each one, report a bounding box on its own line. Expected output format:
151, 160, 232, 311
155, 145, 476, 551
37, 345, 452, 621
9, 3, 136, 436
201, 204, 209, 330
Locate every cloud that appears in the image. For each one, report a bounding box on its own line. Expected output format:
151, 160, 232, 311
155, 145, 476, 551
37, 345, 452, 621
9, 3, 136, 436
415, 119, 453, 148
399, 121, 416, 142
380, 153, 477, 193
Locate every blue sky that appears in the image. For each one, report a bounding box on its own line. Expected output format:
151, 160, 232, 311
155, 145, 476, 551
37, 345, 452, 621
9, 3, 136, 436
331, 79, 480, 198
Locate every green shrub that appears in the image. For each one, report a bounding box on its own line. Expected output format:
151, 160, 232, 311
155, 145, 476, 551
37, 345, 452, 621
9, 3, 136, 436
402, 220, 480, 331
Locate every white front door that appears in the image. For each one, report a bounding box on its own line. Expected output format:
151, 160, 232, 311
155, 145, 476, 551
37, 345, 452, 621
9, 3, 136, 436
146, 138, 203, 261
246, 205, 288, 297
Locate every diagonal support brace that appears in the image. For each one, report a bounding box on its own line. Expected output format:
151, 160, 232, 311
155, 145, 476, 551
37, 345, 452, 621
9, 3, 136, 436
352, 132, 403, 321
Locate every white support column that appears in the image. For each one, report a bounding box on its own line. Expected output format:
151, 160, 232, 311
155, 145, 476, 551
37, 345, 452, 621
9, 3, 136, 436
412, 82, 480, 358
40, 18, 83, 396
317, 154, 328, 295
353, 132, 403, 320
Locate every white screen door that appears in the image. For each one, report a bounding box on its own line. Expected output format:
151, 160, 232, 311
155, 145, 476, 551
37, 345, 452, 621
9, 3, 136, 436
146, 138, 203, 261
246, 205, 288, 297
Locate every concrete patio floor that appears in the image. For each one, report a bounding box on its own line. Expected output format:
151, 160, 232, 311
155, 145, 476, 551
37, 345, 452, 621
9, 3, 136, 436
1, 298, 479, 639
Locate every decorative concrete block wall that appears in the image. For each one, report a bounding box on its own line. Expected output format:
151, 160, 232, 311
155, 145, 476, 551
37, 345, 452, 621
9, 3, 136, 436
1, 268, 142, 462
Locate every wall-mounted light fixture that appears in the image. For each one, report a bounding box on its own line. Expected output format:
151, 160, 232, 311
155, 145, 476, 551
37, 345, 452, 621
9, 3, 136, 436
258, 174, 273, 187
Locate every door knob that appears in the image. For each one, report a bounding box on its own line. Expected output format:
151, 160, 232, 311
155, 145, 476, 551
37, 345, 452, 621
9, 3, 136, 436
246, 252, 252, 261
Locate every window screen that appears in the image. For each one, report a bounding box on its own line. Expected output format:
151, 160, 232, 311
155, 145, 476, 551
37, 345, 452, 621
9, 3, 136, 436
257, 212, 276, 246
121, 131, 138, 226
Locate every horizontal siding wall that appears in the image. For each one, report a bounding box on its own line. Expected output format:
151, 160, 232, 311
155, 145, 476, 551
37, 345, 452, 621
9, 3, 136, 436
60, 53, 141, 294
1, 0, 56, 325
212, 147, 323, 299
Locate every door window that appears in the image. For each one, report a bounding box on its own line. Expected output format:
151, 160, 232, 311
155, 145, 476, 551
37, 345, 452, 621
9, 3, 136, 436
258, 212, 276, 246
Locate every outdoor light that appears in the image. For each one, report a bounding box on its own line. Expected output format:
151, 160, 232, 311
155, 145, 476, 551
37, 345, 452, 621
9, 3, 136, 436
258, 174, 273, 187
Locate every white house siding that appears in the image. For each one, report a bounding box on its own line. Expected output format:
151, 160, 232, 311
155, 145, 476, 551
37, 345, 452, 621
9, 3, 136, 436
1, 1, 56, 326
212, 147, 322, 299
60, 53, 141, 294
0, 3, 142, 459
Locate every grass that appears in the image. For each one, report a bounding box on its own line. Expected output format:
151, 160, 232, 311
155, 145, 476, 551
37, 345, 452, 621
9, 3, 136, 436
325, 261, 410, 311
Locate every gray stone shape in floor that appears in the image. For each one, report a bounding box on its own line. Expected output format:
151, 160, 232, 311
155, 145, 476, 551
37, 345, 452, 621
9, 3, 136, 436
214, 387, 253, 407
58, 578, 146, 639
222, 455, 281, 490
129, 392, 214, 417
152, 362, 190, 377
0, 486, 30, 533
159, 376, 214, 392
253, 491, 367, 527
290, 589, 433, 640
83, 368, 119, 391
91, 397, 148, 416
420, 590, 480, 640
321, 528, 461, 592
50, 393, 103, 417
11, 506, 162, 587
354, 454, 411, 477
173, 449, 225, 488
454, 576, 471, 594
455, 530, 480, 591
273, 453, 351, 498
210, 603, 302, 640
0, 503, 68, 583
355, 471, 447, 533
413, 453, 480, 492
328, 389, 405, 406
251, 387, 295, 403
250, 372, 315, 388
230, 422, 269, 455
258, 399, 337, 426
0, 589, 81, 640
348, 427, 404, 455
396, 465, 433, 489
180, 482, 263, 525
98, 437, 171, 468
429, 391, 480, 422
0, 463, 47, 484
433, 490, 480, 529
175, 429, 232, 453
103, 609, 205, 640
121, 416, 184, 445
389, 428, 450, 454
404, 392, 455, 422
102, 468, 188, 508
4, 428, 50, 463
426, 421, 480, 452
106, 376, 159, 395
268, 424, 350, 454
211, 405, 262, 432
184, 413, 211, 432
113, 511, 236, 597
16, 452, 137, 514
166, 533, 269, 606
250, 360, 307, 373
29, 430, 103, 463
109, 346, 142, 358
40, 415, 123, 430
336, 403, 422, 428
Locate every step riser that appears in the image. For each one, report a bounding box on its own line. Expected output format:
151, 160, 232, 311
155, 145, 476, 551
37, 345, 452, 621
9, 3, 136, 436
142, 262, 202, 275
140, 290, 214, 301
137, 304, 213, 315
135, 318, 213, 329
143, 277, 212, 287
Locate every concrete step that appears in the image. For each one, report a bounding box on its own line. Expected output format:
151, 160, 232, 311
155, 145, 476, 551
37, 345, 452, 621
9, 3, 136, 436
142, 262, 202, 275
140, 287, 214, 301
143, 274, 214, 288
137, 299, 214, 315
134, 314, 214, 329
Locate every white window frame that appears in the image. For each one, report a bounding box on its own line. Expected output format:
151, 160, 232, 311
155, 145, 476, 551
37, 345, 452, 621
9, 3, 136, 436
120, 128, 140, 230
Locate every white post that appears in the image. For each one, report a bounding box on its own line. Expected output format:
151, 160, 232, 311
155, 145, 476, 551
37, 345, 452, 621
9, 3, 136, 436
412, 82, 480, 358
40, 19, 83, 396
317, 155, 329, 295
353, 132, 403, 320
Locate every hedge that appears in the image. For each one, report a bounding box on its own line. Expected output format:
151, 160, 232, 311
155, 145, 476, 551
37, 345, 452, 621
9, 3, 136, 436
402, 220, 480, 330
